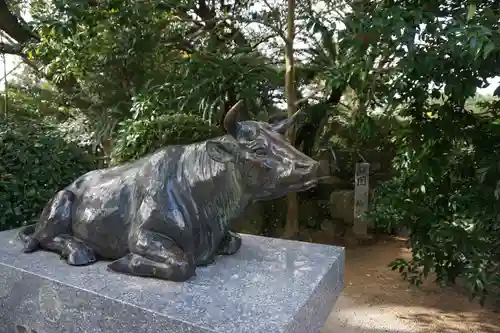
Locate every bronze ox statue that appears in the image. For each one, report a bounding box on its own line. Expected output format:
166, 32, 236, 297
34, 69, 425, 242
18, 101, 322, 282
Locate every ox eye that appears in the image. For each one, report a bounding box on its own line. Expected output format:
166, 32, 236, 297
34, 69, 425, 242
254, 148, 267, 156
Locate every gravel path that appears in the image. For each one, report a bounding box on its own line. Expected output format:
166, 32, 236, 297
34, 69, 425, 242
320, 238, 500, 333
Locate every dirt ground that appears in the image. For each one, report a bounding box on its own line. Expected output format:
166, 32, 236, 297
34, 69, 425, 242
321, 236, 500, 333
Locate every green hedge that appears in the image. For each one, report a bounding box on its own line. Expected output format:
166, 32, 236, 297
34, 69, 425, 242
111, 114, 224, 164
0, 118, 97, 231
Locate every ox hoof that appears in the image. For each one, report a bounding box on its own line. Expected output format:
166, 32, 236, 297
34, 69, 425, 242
22, 237, 40, 253
108, 253, 196, 282
217, 231, 242, 255
196, 257, 215, 266
67, 246, 97, 266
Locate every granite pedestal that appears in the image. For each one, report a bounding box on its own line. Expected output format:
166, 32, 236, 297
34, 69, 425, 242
0, 228, 344, 333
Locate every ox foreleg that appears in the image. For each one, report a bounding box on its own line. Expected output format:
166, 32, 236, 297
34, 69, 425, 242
216, 230, 242, 255
42, 235, 97, 266
107, 230, 196, 282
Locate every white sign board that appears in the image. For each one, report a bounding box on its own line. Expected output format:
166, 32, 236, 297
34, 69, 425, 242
353, 162, 370, 237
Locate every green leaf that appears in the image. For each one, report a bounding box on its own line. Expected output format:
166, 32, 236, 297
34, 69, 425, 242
467, 4, 476, 21
483, 42, 495, 60
494, 85, 500, 97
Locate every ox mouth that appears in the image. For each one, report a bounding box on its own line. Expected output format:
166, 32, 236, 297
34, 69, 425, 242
289, 179, 318, 192
257, 179, 319, 201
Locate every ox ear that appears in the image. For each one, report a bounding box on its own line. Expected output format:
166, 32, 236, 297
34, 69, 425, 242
206, 140, 240, 163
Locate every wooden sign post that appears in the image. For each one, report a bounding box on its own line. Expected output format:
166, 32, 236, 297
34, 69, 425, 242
353, 162, 370, 237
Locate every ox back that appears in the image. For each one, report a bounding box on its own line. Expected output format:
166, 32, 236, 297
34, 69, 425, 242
64, 136, 249, 263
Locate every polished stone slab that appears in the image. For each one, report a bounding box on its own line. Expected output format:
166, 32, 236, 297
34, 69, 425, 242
0, 227, 344, 333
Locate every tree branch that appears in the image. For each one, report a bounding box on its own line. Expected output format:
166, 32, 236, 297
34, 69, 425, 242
0, 41, 21, 54
295, 83, 325, 107
0, 0, 38, 43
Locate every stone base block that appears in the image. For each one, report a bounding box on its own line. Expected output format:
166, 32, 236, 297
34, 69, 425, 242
0, 228, 344, 333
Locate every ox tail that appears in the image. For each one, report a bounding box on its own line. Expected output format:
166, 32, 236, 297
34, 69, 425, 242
18, 224, 40, 253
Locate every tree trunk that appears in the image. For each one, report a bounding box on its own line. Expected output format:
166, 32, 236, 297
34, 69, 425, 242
283, 0, 299, 239
0, 0, 37, 44
0, 1, 95, 111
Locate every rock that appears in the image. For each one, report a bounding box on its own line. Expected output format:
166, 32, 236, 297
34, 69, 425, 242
329, 190, 355, 226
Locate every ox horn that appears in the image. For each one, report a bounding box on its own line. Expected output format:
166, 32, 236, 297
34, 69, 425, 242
223, 100, 244, 137
272, 108, 303, 134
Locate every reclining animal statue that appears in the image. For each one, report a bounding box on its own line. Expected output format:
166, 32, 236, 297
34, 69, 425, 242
18, 100, 322, 282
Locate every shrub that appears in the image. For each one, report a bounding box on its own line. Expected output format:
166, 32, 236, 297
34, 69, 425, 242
0, 117, 98, 231
368, 105, 500, 306
111, 113, 224, 164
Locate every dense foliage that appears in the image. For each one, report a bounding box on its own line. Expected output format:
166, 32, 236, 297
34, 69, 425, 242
370, 101, 500, 304
23, 0, 283, 141
0, 115, 97, 231
111, 114, 223, 164
349, 2, 500, 304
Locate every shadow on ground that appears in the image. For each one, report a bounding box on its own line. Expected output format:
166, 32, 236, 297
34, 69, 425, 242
323, 294, 418, 333
323, 325, 412, 333
398, 311, 500, 333
320, 236, 500, 333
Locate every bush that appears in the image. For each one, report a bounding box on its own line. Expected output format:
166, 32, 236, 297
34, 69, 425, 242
0, 117, 98, 231
111, 113, 224, 164
368, 102, 500, 306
